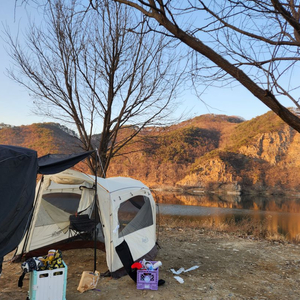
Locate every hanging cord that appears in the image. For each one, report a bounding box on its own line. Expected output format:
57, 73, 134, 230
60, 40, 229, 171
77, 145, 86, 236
75, 185, 96, 216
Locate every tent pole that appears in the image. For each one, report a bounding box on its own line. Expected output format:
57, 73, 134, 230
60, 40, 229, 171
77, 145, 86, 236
93, 149, 98, 273
20, 176, 44, 258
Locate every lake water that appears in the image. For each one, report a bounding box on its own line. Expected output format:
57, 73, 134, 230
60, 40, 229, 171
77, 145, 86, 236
153, 191, 300, 241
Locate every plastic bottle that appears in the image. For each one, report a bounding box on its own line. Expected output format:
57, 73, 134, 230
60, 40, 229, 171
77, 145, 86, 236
152, 261, 162, 269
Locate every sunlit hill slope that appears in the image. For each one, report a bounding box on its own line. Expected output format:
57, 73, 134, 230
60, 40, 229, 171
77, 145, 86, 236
1, 112, 299, 194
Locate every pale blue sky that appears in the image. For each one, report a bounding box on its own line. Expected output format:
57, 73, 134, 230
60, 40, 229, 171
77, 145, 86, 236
0, 1, 53, 126
0, 1, 278, 127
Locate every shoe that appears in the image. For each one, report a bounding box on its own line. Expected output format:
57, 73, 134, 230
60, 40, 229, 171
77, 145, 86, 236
158, 279, 165, 286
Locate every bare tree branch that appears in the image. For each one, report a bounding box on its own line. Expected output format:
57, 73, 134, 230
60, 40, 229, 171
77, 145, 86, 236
7, 0, 184, 175
112, 0, 300, 133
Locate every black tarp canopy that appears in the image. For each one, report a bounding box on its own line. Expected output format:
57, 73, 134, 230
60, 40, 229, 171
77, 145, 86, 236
0, 145, 94, 259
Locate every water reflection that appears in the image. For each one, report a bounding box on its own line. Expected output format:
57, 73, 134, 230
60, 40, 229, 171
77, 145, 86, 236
153, 191, 300, 241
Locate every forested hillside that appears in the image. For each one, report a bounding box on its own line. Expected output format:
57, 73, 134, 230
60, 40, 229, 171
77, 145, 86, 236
1, 112, 299, 194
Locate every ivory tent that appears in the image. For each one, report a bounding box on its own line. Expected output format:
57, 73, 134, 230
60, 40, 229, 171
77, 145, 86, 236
16, 168, 158, 277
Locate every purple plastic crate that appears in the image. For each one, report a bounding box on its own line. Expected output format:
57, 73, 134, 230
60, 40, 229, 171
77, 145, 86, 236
136, 262, 159, 290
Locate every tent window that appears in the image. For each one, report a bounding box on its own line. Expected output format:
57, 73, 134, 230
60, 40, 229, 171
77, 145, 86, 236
43, 193, 81, 214
118, 195, 153, 237
35, 193, 81, 228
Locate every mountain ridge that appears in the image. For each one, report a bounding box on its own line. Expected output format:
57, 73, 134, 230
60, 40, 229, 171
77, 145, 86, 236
1, 112, 299, 195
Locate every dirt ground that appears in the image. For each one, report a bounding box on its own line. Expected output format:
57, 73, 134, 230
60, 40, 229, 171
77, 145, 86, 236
1, 227, 300, 300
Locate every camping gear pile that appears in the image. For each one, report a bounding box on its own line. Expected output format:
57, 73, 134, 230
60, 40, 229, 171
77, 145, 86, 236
18, 249, 64, 288
134, 260, 162, 290
17, 249, 67, 300
0, 145, 159, 297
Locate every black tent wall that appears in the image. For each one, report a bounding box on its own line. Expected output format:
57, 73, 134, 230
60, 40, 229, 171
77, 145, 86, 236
38, 151, 94, 174
0, 145, 38, 258
0, 145, 94, 259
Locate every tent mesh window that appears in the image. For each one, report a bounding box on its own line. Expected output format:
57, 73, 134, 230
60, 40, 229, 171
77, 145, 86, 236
118, 195, 153, 238
35, 193, 81, 229
43, 193, 80, 213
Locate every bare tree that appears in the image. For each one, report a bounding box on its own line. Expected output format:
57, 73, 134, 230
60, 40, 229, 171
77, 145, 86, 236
111, 0, 300, 132
6, 0, 182, 175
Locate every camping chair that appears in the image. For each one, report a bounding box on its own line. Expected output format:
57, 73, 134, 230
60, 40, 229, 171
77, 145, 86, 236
69, 214, 96, 239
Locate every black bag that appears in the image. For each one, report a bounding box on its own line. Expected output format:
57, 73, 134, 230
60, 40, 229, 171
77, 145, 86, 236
18, 257, 41, 288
